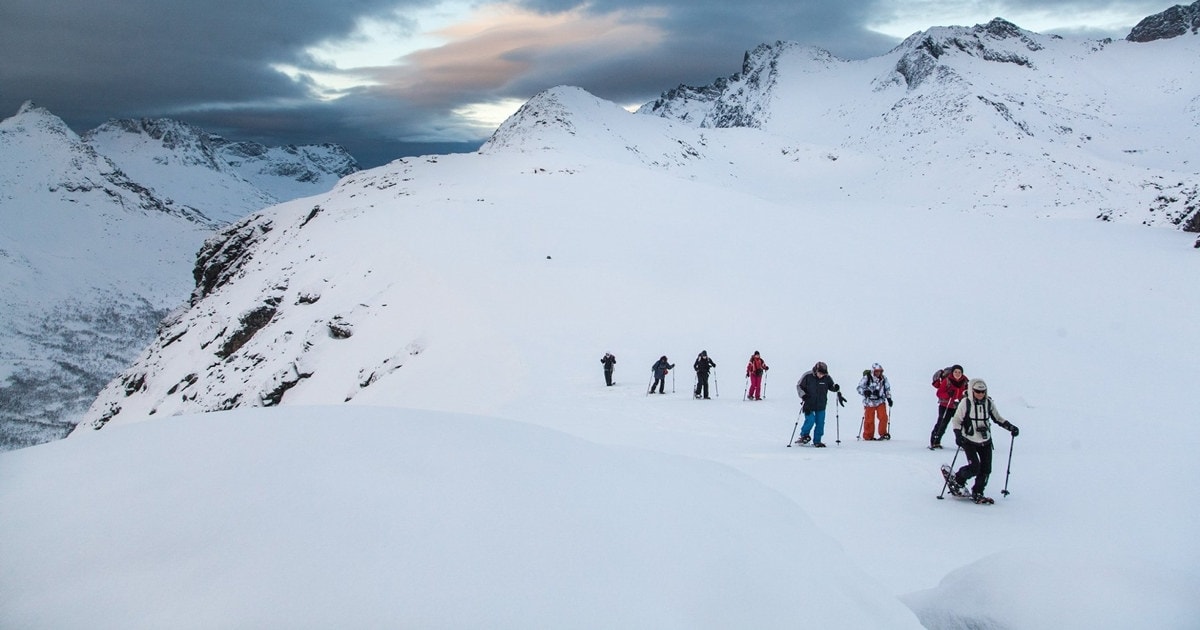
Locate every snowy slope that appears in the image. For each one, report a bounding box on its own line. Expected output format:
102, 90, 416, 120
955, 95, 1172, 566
0, 104, 357, 450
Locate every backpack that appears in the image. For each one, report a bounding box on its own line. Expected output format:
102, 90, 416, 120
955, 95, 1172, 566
932, 366, 954, 386
959, 396, 994, 439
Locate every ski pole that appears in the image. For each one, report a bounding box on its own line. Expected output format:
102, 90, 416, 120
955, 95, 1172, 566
857, 412, 865, 441
787, 410, 800, 447
762, 371, 767, 399
1001, 434, 1015, 497
671, 370, 675, 393
646, 376, 653, 396
835, 398, 841, 445
743, 376, 749, 401
937, 446, 963, 500
714, 368, 719, 398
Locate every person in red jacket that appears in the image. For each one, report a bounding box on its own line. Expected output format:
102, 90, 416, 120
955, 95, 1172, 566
929, 364, 968, 449
745, 351, 769, 400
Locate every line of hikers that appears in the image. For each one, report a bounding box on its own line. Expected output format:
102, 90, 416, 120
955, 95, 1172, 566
603, 353, 1021, 504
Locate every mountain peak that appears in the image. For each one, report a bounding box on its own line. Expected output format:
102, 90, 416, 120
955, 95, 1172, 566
1127, 0, 1200, 42
482, 86, 626, 152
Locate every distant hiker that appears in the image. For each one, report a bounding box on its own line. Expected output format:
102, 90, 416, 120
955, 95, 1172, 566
930, 365, 969, 449
857, 363, 893, 440
745, 351, 769, 400
794, 361, 845, 447
943, 378, 1019, 504
693, 351, 716, 399
650, 356, 674, 394
601, 352, 617, 386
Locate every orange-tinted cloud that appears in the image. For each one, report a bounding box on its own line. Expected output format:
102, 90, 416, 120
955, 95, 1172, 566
362, 4, 666, 106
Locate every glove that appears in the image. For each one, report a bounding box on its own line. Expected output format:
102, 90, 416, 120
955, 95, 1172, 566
1008, 424, 1020, 437
954, 431, 966, 447
837, 392, 847, 407
886, 397, 893, 407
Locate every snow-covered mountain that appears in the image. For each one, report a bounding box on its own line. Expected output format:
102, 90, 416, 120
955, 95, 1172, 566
639, 14, 1200, 239
84, 117, 357, 221
0, 103, 356, 450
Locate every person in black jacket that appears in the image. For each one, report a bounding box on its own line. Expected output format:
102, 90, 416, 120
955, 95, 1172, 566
794, 361, 846, 447
601, 353, 617, 386
650, 356, 674, 394
693, 350, 716, 399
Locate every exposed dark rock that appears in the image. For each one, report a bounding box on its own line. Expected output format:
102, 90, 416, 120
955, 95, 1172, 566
192, 216, 274, 303
216, 305, 278, 359
259, 362, 312, 407
328, 316, 354, 339
299, 205, 322, 228
1127, 1, 1200, 42
166, 373, 199, 395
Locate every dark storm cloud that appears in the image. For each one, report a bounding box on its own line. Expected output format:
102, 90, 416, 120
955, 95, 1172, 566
0, 0, 425, 122
0, 0, 434, 157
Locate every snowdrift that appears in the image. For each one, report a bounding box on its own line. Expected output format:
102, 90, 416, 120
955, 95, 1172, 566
0, 406, 921, 629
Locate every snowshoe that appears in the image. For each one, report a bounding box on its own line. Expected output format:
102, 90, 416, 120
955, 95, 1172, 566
928, 443, 943, 450
940, 465, 966, 497
795, 435, 812, 445
971, 493, 995, 505
813, 442, 827, 448
881, 433, 891, 440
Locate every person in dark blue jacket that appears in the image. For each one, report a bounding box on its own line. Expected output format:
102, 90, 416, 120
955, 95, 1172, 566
650, 356, 674, 394
794, 361, 846, 447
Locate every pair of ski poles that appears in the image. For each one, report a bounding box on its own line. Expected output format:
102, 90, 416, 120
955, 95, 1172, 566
694, 369, 718, 398
645, 369, 676, 395
743, 372, 768, 401
785, 396, 842, 446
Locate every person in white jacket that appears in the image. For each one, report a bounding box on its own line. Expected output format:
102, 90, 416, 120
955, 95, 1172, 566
857, 363, 892, 440
945, 378, 1019, 504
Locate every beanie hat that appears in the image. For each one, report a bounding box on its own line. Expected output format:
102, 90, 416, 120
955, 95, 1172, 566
872, 362, 883, 371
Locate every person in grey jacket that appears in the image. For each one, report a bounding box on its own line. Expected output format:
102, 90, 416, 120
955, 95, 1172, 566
944, 378, 1019, 503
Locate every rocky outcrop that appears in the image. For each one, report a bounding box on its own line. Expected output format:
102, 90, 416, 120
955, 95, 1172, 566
890, 19, 1044, 89
192, 215, 275, 303
1127, 0, 1200, 42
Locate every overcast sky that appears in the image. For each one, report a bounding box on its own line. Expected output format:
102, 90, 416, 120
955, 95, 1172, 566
0, 0, 1171, 166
